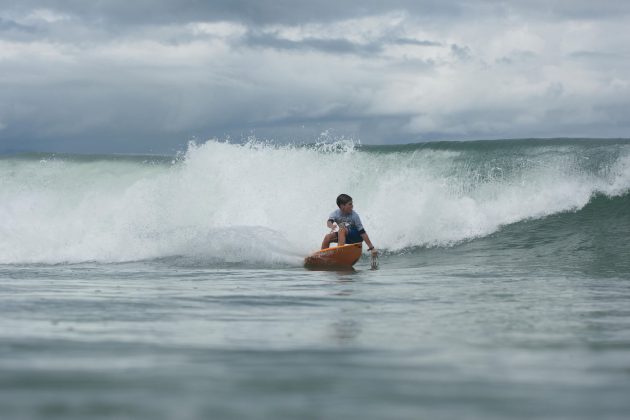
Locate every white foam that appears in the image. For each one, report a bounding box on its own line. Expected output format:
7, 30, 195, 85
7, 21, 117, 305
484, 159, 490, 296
1, 140, 629, 264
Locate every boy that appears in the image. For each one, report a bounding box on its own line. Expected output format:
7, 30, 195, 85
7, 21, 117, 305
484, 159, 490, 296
322, 194, 377, 255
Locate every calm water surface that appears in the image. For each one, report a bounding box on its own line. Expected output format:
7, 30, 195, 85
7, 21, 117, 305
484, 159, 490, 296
1, 250, 629, 420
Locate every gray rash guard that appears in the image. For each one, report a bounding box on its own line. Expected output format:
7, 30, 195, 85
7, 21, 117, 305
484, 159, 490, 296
328, 209, 366, 234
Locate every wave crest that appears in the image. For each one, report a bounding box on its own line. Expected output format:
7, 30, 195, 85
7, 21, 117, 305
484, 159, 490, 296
1, 139, 629, 264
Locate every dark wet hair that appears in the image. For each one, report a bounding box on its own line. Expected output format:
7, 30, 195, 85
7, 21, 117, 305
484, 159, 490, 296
336, 194, 353, 207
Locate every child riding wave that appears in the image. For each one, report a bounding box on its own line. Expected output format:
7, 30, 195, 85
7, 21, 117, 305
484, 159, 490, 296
321, 194, 377, 256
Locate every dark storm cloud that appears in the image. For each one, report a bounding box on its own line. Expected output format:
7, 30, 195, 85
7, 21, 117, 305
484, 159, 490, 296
4, 0, 630, 27
393, 38, 441, 47
0, 16, 41, 40
0, 17, 33, 32
1, 0, 630, 153
0, 0, 463, 26
244, 32, 382, 56
242, 31, 441, 56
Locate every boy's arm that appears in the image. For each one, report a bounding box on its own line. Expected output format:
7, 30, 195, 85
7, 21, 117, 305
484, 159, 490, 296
360, 232, 377, 254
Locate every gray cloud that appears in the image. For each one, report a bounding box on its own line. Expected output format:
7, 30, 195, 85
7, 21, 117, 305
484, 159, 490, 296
6, 0, 630, 28
0, 16, 41, 41
0, 17, 34, 32
241, 31, 441, 57
393, 38, 442, 47
244, 32, 383, 56
569, 50, 626, 60
1, 1, 630, 153
0, 1, 463, 26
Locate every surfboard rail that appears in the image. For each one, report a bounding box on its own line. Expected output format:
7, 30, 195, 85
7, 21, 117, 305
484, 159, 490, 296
304, 243, 362, 268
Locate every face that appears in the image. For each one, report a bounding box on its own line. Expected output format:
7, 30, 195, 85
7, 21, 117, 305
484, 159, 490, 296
339, 201, 353, 214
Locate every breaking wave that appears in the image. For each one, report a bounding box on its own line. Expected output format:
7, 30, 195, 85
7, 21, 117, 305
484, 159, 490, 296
1, 138, 629, 264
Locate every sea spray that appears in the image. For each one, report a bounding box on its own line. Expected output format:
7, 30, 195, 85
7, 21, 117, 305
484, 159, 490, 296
1, 139, 629, 264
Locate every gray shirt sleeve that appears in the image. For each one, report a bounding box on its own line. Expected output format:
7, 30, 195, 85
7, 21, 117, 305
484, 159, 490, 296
352, 212, 364, 232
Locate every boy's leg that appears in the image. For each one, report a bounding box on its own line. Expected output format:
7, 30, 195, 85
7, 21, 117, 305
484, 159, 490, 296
321, 232, 338, 249
338, 227, 347, 246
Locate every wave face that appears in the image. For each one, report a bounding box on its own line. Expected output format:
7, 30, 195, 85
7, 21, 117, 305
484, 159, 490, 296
1, 139, 629, 265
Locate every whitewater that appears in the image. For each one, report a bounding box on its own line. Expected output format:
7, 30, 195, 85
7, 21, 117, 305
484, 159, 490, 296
1, 138, 629, 264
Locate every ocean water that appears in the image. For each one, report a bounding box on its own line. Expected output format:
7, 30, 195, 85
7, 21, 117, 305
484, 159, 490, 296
1, 138, 630, 419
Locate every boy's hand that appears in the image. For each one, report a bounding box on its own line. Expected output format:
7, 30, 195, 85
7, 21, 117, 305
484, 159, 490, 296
369, 248, 379, 269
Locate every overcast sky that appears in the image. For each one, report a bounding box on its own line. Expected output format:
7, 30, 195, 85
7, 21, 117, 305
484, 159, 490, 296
1, 1, 630, 153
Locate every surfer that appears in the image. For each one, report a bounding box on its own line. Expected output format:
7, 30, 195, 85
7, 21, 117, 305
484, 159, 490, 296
321, 194, 377, 256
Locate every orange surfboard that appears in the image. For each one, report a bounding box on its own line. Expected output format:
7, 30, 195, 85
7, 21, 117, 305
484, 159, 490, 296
304, 243, 362, 268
